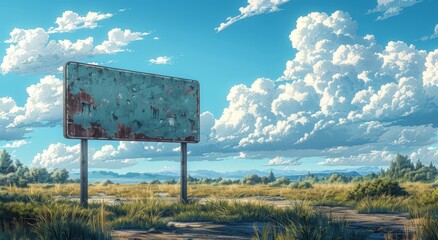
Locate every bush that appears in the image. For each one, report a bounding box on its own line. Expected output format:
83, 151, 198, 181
298, 182, 313, 189
268, 177, 290, 187
289, 182, 299, 189
242, 174, 261, 185
150, 179, 161, 184
346, 178, 408, 200
100, 180, 114, 186
432, 179, 438, 188
218, 179, 233, 185
289, 181, 313, 189
163, 179, 177, 185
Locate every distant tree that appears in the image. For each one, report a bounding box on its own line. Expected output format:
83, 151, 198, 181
268, 170, 276, 183
328, 173, 349, 183
242, 174, 261, 185
150, 179, 161, 184
260, 176, 269, 184
187, 175, 199, 183
305, 172, 319, 183
50, 168, 69, 183
415, 159, 424, 170
218, 179, 233, 185
164, 179, 177, 184
0, 150, 15, 174
15, 159, 23, 169
199, 177, 213, 184
27, 167, 49, 183
387, 154, 414, 179
379, 154, 437, 182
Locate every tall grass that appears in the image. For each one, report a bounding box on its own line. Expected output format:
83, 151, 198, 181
409, 215, 438, 240
253, 202, 353, 240
109, 199, 167, 230
355, 195, 410, 214
2, 182, 438, 239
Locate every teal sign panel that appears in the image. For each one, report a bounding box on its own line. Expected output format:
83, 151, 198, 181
64, 62, 200, 143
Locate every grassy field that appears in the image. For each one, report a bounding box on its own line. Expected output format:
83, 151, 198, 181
1, 182, 438, 239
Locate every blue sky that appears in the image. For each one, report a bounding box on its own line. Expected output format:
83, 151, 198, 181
1, 0, 438, 173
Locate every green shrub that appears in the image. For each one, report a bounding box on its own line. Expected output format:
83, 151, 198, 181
298, 182, 313, 189
100, 180, 114, 186
432, 179, 438, 188
150, 179, 161, 184
413, 215, 438, 240
218, 179, 233, 185
289, 181, 313, 189
355, 196, 408, 214
346, 178, 408, 200
0, 191, 31, 203
268, 177, 291, 187
163, 179, 177, 185
33, 202, 110, 240
242, 174, 261, 185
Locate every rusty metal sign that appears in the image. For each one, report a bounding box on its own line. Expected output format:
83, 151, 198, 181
63, 62, 200, 143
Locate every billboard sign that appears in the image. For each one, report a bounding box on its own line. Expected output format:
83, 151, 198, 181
64, 62, 200, 143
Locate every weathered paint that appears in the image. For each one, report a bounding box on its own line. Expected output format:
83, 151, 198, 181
64, 62, 200, 143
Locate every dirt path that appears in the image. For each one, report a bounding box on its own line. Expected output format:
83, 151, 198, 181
112, 222, 265, 240
315, 206, 413, 239
70, 194, 414, 239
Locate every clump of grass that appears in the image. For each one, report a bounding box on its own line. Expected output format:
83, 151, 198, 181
0, 219, 35, 240
431, 179, 438, 188
109, 199, 168, 230
253, 202, 352, 240
100, 180, 114, 186
172, 200, 276, 223
289, 181, 313, 189
355, 195, 408, 214
411, 215, 438, 240
32, 201, 111, 240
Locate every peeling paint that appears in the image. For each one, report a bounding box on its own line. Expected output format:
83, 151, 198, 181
64, 62, 200, 143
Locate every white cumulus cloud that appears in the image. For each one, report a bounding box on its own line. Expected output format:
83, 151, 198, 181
1, 140, 30, 148
0, 97, 28, 141
11, 75, 63, 127
267, 156, 301, 166
48, 10, 113, 33
212, 11, 438, 166
1, 27, 148, 74
368, 0, 421, 20
1, 28, 94, 74
148, 56, 172, 65
28, 11, 438, 168
95, 28, 149, 54
216, 0, 289, 32
421, 24, 438, 41
32, 143, 138, 170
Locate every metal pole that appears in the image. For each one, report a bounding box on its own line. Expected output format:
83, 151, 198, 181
180, 142, 188, 203
80, 139, 88, 207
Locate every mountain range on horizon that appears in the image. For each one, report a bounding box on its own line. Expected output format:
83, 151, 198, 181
70, 166, 380, 184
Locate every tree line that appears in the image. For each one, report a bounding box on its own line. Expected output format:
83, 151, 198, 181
1, 148, 437, 188
0, 150, 69, 187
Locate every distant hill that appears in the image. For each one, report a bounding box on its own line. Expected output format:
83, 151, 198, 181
70, 167, 376, 184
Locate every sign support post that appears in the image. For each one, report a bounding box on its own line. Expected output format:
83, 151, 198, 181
80, 139, 88, 207
180, 142, 188, 203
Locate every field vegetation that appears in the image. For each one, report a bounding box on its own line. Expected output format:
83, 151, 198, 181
1, 151, 438, 239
